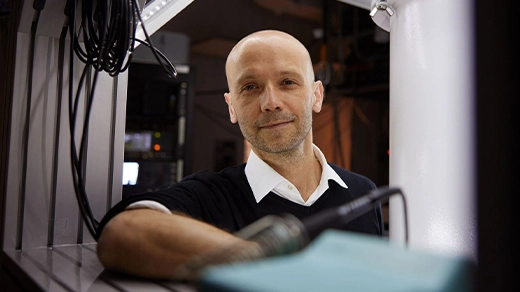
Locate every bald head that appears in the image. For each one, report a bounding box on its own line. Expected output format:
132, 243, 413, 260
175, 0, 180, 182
225, 30, 315, 90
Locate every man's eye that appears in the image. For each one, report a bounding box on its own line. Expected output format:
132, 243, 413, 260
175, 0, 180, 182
282, 80, 295, 85
243, 85, 256, 91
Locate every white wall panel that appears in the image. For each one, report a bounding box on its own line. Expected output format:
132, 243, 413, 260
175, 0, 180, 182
4, 32, 126, 249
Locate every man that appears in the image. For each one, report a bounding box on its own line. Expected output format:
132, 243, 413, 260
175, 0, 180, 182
96, 30, 384, 279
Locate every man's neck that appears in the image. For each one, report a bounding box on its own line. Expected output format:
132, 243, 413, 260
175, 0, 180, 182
253, 142, 322, 201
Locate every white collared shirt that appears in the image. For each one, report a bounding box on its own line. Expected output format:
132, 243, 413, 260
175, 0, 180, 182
245, 144, 348, 206
128, 144, 348, 212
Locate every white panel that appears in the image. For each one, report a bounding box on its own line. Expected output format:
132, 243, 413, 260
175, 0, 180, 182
53, 39, 86, 245
4, 32, 127, 249
109, 74, 128, 210
3, 33, 30, 251
388, 0, 476, 260
21, 35, 60, 248
4, 33, 65, 249
17, 0, 67, 38
81, 72, 121, 243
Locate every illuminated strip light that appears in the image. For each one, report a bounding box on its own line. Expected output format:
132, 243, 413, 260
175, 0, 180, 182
135, 0, 194, 43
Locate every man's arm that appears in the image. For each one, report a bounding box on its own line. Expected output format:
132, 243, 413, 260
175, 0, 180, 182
96, 208, 241, 279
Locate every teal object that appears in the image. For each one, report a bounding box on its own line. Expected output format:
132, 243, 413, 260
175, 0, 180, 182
197, 230, 475, 292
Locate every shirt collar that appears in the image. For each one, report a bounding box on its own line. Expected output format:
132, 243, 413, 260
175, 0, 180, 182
245, 144, 348, 204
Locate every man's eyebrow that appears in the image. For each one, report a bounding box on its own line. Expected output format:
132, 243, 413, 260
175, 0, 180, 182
237, 70, 302, 81
236, 73, 259, 83
234, 73, 261, 88
277, 70, 302, 77
233, 69, 305, 87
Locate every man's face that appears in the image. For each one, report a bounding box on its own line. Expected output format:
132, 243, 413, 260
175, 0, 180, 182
224, 36, 323, 155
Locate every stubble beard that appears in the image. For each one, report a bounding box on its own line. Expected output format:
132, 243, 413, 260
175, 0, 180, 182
238, 110, 313, 158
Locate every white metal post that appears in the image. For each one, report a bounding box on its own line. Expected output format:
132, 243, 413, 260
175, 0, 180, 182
383, 0, 477, 260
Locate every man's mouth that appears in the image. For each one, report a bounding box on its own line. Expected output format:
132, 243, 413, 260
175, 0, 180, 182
260, 121, 291, 129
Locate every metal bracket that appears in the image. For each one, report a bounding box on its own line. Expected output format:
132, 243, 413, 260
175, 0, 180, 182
370, 0, 394, 32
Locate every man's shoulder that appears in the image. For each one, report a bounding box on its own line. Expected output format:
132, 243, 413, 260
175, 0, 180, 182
182, 164, 247, 183
327, 163, 376, 188
159, 163, 249, 199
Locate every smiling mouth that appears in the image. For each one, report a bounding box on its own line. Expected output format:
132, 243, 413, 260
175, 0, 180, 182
260, 121, 291, 129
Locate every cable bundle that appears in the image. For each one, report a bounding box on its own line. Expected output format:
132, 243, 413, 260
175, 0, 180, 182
63, 0, 176, 240
70, 0, 137, 75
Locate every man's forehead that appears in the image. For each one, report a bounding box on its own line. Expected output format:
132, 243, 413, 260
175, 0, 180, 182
229, 54, 308, 85
234, 33, 291, 52
228, 33, 305, 64
226, 31, 312, 88
230, 42, 305, 71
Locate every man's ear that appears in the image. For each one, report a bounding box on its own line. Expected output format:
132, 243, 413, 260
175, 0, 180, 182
224, 92, 238, 123
312, 80, 324, 113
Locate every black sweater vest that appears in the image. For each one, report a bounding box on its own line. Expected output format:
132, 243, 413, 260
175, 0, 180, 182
98, 163, 384, 237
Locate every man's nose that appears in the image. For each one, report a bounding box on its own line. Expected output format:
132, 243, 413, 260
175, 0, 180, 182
260, 86, 283, 112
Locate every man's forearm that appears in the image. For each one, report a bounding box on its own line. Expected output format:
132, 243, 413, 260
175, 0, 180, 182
96, 208, 240, 279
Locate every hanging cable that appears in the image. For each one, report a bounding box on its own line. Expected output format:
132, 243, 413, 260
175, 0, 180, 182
63, 0, 179, 240
131, 38, 177, 78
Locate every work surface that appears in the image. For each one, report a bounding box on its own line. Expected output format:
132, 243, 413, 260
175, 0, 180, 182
2, 244, 197, 292
2, 230, 475, 292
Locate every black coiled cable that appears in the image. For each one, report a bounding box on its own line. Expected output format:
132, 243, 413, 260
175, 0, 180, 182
67, 0, 135, 75
64, 0, 177, 240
